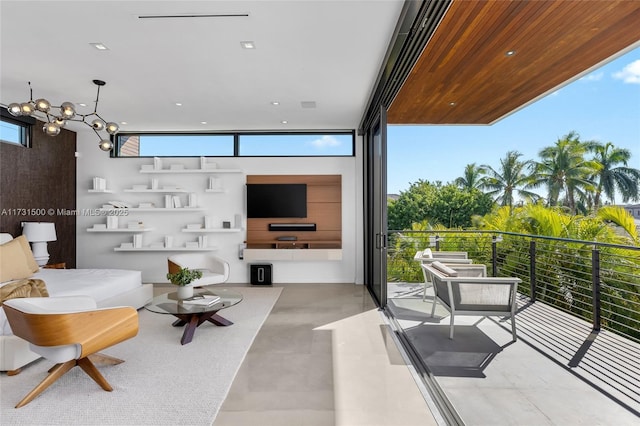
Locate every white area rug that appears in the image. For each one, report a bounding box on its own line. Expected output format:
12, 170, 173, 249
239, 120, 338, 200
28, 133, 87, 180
0, 286, 282, 425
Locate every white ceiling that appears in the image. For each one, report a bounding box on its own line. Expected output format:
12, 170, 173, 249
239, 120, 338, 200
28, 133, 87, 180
0, 0, 404, 134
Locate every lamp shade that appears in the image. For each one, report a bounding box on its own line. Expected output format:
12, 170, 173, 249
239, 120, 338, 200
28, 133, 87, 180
22, 222, 57, 242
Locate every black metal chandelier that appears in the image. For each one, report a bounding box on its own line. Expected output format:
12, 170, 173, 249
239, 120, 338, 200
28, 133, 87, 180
7, 79, 119, 151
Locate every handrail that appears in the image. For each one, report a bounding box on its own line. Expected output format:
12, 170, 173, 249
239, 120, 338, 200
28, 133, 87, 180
387, 229, 640, 343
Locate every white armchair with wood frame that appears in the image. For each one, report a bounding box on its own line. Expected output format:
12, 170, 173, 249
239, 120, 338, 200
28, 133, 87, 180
167, 253, 230, 287
2, 296, 138, 408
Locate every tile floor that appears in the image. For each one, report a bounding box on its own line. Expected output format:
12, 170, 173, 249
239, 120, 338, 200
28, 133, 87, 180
213, 282, 441, 426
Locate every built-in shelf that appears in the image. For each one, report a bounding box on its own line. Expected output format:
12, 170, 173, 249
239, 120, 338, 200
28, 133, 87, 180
182, 228, 241, 233
140, 169, 242, 174
87, 228, 156, 233
243, 248, 342, 261
114, 247, 217, 252
98, 208, 206, 212
123, 189, 188, 193
88, 189, 114, 193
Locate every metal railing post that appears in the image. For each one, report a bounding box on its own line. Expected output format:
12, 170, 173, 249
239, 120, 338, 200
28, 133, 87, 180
592, 248, 601, 331
492, 237, 497, 277
529, 240, 536, 302
435, 235, 440, 251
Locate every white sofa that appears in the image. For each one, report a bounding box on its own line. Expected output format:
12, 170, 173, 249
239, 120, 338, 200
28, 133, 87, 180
0, 233, 152, 374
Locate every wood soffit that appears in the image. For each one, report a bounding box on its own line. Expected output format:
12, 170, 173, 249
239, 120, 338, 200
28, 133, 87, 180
387, 0, 640, 125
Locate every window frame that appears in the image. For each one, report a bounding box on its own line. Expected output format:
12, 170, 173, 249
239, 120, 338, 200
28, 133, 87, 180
0, 109, 33, 148
112, 130, 355, 158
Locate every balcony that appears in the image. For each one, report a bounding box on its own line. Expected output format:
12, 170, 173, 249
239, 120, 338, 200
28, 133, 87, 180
386, 230, 640, 424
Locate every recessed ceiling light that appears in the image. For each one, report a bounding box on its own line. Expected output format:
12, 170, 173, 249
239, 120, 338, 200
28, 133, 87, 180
505, 50, 516, 57
271, 101, 280, 106
175, 102, 182, 106
78, 103, 87, 107
281, 120, 288, 124
240, 41, 255, 49
449, 102, 456, 106
120, 121, 128, 125
90, 42, 109, 51
200, 121, 207, 125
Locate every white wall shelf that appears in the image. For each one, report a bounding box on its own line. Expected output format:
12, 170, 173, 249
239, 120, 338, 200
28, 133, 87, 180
123, 189, 189, 193
140, 169, 242, 174
88, 189, 114, 193
114, 247, 217, 252
98, 208, 206, 212
87, 228, 156, 233
182, 228, 241, 233
205, 188, 226, 193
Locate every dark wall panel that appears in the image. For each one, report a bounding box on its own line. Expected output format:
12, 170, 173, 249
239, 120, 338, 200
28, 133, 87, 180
0, 122, 76, 267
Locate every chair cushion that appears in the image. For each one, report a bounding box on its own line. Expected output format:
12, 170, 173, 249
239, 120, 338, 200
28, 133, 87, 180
431, 261, 459, 277
421, 248, 433, 259
0, 236, 37, 282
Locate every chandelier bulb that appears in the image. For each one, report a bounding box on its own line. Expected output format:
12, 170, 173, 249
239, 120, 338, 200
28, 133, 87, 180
20, 102, 35, 116
7, 103, 22, 116
91, 118, 105, 131
98, 139, 113, 151
54, 117, 66, 127
34, 98, 51, 113
60, 102, 76, 119
43, 122, 61, 136
105, 122, 119, 135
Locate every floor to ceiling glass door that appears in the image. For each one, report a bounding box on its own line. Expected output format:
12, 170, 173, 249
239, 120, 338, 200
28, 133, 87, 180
364, 107, 387, 306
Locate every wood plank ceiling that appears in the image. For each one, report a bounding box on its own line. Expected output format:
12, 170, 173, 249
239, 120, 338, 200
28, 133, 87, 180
388, 0, 640, 125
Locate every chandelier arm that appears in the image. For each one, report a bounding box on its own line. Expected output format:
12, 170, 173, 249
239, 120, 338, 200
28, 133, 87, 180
93, 84, 101, 114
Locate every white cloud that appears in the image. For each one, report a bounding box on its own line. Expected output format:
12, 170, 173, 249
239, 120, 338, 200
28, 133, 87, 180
309, 135, 341, 149
612, 59, 640, 84
580, 72, 603, 82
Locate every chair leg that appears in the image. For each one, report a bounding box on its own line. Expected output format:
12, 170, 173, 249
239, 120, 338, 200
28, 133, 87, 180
15, 360, 75, 408
430, 297, 437, 317
511, 316, 517, 342
77, 357, 113, 392
88, 352, 125, 366
449, 314, 455, 339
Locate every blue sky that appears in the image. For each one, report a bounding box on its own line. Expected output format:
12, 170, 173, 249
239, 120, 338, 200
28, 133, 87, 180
387, 46, 640, 202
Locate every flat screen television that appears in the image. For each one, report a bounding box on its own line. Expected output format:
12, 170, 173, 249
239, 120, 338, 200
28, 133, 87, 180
246, 183, 307, 218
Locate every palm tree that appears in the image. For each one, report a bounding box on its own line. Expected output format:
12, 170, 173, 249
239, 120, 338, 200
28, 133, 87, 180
455, 163, 486, 190
531, 131, 600, 213
481, 151, 540, 209
588, 141, 640, 210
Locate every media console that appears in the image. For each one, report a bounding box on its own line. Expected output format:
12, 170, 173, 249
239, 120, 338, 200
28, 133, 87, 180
245, 174, 342, 261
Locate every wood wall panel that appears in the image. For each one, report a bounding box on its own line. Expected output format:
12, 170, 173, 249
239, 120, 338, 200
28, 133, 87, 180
0, 121, 77, 267
246, 175, 341, 248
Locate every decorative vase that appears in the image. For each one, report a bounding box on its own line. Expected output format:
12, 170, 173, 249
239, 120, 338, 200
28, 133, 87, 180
176, 285, 193, 300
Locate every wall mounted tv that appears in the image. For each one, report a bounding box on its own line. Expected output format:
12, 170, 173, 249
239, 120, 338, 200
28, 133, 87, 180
246, 183, 307, 218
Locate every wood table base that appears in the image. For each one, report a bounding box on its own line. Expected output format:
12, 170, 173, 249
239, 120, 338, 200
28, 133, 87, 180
171, 311, 234, 345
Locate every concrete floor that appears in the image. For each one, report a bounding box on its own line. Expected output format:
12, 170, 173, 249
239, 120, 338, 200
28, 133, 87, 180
388, 282, 640, 426
214, 282, 441, 426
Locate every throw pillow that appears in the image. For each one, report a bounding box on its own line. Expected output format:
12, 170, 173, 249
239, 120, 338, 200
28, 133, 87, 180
431, 261, 458, 277
0, 237, 36, 282
15, 235, 40, 273
421, 248, 433, 259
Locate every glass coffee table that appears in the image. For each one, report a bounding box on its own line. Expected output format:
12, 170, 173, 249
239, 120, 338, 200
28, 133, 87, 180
145, 288, 243, 345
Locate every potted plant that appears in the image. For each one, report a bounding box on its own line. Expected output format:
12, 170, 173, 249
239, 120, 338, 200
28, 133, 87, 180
166, 267, 203, 299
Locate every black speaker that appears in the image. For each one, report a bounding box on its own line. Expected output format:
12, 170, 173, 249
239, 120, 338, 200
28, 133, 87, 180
250, 263, 272, 285
268, 223, 316, 232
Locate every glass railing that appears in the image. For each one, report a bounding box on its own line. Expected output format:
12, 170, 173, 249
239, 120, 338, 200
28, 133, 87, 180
387, 230, 640, 343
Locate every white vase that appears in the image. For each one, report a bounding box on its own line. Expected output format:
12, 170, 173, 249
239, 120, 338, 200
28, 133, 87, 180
176, 286, 193, 300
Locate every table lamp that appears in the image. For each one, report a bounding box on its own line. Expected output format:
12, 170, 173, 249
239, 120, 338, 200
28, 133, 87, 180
22, 222, 57, 266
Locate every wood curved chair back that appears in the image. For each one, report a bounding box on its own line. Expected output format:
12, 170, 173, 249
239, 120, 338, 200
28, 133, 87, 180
2, 300, 139, 408
3, 305, 138, 358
